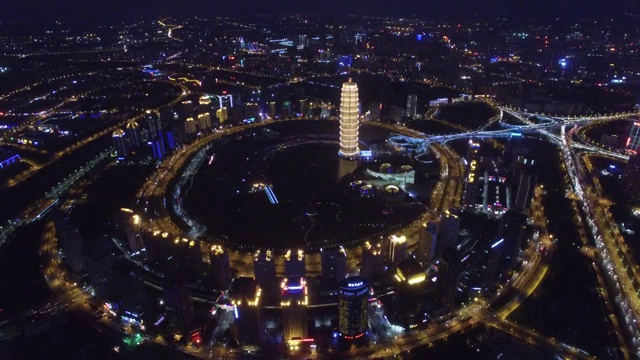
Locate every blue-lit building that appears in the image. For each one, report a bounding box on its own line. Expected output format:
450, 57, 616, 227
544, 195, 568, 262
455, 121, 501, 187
338, 277, 369, 340
148, 139, 166, 160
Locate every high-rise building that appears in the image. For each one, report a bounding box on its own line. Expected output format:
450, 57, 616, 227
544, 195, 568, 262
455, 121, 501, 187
339, 79, 359, 159
163, 268, 195, 332
148, 138, 166, 160
298, 99, 307, 116
436, 247, 462, 309
626, 121, 640, 152
112, 129, 128, 160
406, 94, 418, 119
124, 213, 144, 253
389, 234, 408, 264
199, 95, 213, 114
55, 218, 86, 273
84, 240, 118, 300
145, 111, 163, 140
228, 277, 264, 346
280, 277, 308, 341
210, 245, 232, 290
417, 221, 438, 263
244, 103, 260, 120
268, 102, 277, 118
498, 209, 528, 269
180, 100, 195, 120
284, 249, 306, 278
321, 247, 347, 292
253, 250, 277, 299
125, 119, 142, 148
197, 113, 212, 132
622, 154, 640, 202
112, 258, 149, 314
369, 102, 381, 120
360, 241, 383, 279
185, 117, 197, 139
513, 157, 536, 213
390, 258, 428, 328
216, 107, 229, 123
390, 106, 403, 122
282, 101, 292, 117
439, 208, 460, 253
338, 277, 369, 340
214, 94, 234, 109
171, 237, 204, 277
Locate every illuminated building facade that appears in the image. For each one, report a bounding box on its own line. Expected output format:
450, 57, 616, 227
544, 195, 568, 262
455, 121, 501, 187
339, 79, 359, 159
417, 221, 438, 263
627, 122, 640, 153
389, 235, 408, 264
390, 258, 428, 328
622, 154, 640, 202
112, 129, 128, 160
280, 277, 309, 341
365, 164, 415, 187
197, 113, 212, 132
185, 117, 198, 142
338, 277, 369, 339
216, 107, 229, 123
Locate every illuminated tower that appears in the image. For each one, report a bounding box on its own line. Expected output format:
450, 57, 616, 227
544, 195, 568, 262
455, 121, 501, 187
112, 129, 128, 160
338, 277, 369, 340
339, 78, 359, 159
280, 277, 309, 342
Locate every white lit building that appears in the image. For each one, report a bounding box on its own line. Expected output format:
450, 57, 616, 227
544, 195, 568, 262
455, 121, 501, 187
339, 79, 359, 159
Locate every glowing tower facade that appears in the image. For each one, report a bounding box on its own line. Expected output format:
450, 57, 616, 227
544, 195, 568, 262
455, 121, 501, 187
339, 79, 359, 159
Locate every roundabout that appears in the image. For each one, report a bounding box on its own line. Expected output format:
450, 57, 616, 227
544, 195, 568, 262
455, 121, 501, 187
135, 118, 457, 275
165, 121, 427, 252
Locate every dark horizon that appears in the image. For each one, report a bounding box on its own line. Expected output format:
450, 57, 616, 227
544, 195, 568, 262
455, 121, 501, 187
2, 0, 640, 23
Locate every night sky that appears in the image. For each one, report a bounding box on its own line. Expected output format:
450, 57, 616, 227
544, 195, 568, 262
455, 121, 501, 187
2, 0, 640, 22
